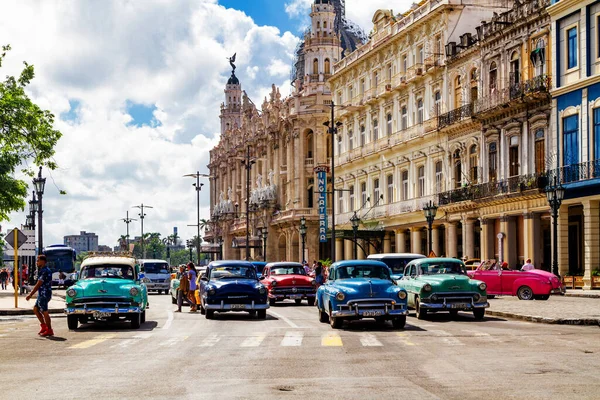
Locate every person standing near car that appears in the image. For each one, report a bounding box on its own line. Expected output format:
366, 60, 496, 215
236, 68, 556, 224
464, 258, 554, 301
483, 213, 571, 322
314, 261, 324, 286
187, 263, 197, 312
521, 259, 535, 271
0, 268, 7, 290
176, 265, 189, 312
25, 255, 53, 336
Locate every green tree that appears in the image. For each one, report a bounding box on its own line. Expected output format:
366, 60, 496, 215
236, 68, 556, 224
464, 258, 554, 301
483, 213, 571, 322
117, 235, 128, 250
0, 45, 63, 221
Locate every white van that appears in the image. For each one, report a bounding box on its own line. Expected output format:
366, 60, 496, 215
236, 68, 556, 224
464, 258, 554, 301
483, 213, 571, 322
367, 253, 426, 279
139, 259, 171, 294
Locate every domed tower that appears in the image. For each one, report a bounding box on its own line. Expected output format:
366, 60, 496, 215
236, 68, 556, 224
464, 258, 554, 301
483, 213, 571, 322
220, 54, 242, 136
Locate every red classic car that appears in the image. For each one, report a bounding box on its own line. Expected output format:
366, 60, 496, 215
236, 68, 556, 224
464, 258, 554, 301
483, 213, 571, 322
467, 262, 565, 300
259, 262, 317, 306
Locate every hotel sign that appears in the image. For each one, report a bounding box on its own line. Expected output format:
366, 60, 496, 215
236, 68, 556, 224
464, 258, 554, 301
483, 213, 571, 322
314, 166, 329, 243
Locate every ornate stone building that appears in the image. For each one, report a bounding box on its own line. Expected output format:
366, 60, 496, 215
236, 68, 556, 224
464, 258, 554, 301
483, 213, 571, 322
207, 0, 364, 262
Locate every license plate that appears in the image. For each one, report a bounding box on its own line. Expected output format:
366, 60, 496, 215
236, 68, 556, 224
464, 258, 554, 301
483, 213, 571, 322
289, 294, 302, 299
451, 303, 469, 309
363, 311, 383, 317
231, 304, 246, 309
93, 311, 112, 318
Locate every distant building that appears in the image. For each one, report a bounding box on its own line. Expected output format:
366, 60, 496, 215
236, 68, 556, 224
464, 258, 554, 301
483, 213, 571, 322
64, 231, 99, 253
98, 245, 112, 252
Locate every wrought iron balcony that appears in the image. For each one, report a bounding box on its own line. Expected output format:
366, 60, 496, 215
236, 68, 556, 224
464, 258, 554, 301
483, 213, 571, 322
438, 103, 473, 129
547, 159, 600, 186
438, 173, 548, 206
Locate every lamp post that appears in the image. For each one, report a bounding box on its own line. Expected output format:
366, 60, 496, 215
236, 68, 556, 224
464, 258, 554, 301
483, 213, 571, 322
261, 228, 268, 262
32, 167, 46, 252
323, 104, 343, 262
350, 212, 360, 259
186, 239, 194, 263
299, 217, 307, 263
546, 176, 565, 276
184, 171, 209, 264
133, 203, 153, 258
120, 211, 137, 251
423, 200, 438, 256
241, 145, 256, 261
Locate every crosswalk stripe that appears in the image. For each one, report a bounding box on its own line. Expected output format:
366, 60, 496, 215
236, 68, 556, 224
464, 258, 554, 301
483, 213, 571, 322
69, 334, 116, 349
396, 332, 415, 346
461, 330, 500, 342
199, 334, 221, 347
160, 336, 188, 347
430, 330, 464, 346
322, 333, 343, 347
241, 334, 266, 347
111, 333, 153, 349
360, 333, 383, 347
280, 331, 303, 347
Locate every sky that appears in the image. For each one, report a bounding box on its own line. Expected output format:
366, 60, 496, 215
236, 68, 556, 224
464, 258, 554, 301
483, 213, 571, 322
1, 0, 412, 250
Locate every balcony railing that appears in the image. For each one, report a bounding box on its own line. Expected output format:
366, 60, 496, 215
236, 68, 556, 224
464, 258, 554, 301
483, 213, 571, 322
438, 103, 473, 129
438, 173, 548, 205
406, 64, 424, 82
547, 159, 600, 186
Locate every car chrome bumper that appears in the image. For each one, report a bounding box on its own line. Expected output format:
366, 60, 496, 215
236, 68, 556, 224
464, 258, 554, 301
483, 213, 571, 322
270, 293, 315, 300
420, 301, 489, 310
204, 300, 269, 311
551, 287, 566, 294
145, 283, 169, 290
65, 306, 143, 315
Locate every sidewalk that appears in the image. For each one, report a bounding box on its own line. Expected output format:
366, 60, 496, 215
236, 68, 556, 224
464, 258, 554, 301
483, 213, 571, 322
0, 288, 64, 316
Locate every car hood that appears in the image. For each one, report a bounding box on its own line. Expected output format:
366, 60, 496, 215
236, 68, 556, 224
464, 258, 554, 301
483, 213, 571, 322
268, 274, 313, 286
74, 278, 138, 296
208, 278, 262, 293
419, 274, 474, 291
391, 273, 404, 281
332, 279, 396, 297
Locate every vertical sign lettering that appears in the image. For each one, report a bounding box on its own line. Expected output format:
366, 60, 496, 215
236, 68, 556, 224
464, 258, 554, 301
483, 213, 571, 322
314, 166, 329, 243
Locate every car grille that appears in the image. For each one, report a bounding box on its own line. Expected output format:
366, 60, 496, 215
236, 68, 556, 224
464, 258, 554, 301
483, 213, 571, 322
426, 292, 480, 303
339, 299, 402, 311
150, 279, 164, 283
71, 296, 134, 308
272, 287, 315, 295
210, 293, 262, 305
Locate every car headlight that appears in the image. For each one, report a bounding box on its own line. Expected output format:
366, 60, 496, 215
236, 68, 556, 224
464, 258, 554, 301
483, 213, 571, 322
473, 293, 481, 302
336, 292, 345, 301
431, 294, 438, 301
397, 291, 407, 300
66, 288, 77, 298
208, 287, 216, 296
271, 280, 277, 287
258, 286, 266, 294
311, 280, 317, 286
423, 284, 432, 292
478, 282, 487, 291
129, 287, 139, 296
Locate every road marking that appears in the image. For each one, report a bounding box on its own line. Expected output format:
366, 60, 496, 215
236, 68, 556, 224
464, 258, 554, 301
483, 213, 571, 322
199, 334, 221, 347
241, 333, 266, 347
163, 311, 174, 330
430, 330, 464, 346
69, 334, 116, 349
322, 333, 343, 347
396, 332, 415, 346
280, 331, 303, 347
360, 333, 383, 347
461, 329, 500, 342
266, 309, 300, 329
110, 333, 153, 349
160, 336, 188, 347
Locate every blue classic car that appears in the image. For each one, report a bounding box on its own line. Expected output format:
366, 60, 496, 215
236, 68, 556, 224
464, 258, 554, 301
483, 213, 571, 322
199, 260, 269, 319
316, 260, 409, 329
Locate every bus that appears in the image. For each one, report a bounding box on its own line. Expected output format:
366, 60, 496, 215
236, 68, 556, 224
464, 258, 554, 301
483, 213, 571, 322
43, 244, 77, 286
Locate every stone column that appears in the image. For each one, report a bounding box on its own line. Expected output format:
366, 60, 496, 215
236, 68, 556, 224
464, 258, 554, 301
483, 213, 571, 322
357, 239, 366, 260
557, 204, 569, 277
446, 222, 458, 258
299, 131, 306, 208
500, 216, 509, 265
523, 213, 534, 263
293, 133, 301, 204
582, 200, 599, 289
480, 219, 488, 260
395, 229, 406, 253
344, 239, 353, 260
411, 227, 422, 255
383, 232, 392, 253
464, 218, 475, 260
432, 226, 440, 257
335, 237, 344, 262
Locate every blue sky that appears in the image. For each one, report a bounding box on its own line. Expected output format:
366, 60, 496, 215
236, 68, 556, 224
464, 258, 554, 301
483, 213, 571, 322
219, 0, 304, 34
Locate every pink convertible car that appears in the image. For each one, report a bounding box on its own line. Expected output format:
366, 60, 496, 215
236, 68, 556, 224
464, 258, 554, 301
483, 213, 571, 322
467, 263, 565, 300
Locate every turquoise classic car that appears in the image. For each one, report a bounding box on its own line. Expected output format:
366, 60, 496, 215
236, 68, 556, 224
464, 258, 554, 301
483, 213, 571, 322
397, 257, 489, 320
316, 260, 409, 329
64, 254, 149, 330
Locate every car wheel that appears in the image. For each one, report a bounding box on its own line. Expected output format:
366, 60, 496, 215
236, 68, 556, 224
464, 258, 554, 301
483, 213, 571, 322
257, 310, 267, 319
517, 285, 534, 300
415, 297, 427, 320
67, 315, 78, 330
130, 313, 141, 329
329, 305, 342, 329
534, 295, 550, 301
473, 308, 485, 320
140, 311, 146, 324
449, 310, 459, 318
307, 297, 315, 306
199, 301, 206, 315
319, 308, 329, 323
205, 310, 215, 319
392, 316, 406, 329
487, 295, 496, 299
295, 299, 302, 305
269, 298, 276, 306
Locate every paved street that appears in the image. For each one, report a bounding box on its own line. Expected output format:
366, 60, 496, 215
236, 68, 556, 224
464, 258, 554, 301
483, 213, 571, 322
1, 294, 599, 400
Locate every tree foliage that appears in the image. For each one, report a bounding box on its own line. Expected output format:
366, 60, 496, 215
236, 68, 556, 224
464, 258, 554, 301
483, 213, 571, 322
0, 45, 63, 221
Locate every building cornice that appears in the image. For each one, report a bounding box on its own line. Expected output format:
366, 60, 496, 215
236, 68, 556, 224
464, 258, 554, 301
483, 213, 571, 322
552, 74, 600, 97
547, 0, 585, 19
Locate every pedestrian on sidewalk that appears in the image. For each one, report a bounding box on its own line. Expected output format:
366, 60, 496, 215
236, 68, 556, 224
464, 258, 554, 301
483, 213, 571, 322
187, 262, 197, 312
175, 265, 189, 312
0, 268, 7, 290
521, 259, 535, 271
25, 255, 54, 337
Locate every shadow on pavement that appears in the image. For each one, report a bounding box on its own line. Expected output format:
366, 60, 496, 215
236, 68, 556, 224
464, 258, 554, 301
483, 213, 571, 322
340, 319, 427, 332
73, 320, 159, 332
207, 312, 277, 322
408, 311, 506, 323
44, 336, 67, 342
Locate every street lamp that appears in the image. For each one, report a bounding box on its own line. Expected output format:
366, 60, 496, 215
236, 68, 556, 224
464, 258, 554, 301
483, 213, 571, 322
133, 203, 153, 258
546, 176, 565, 276
261, 228, 268, 262
323, 107, 343, 262
186, 239, 194, 263
423, 200, 438, 256
299, 217, 307, 263
32, 167, 46, 251
184, 171, 209, 263
350, 212, 360, 259
120, 211, 137, 251
241, 145, 256, 261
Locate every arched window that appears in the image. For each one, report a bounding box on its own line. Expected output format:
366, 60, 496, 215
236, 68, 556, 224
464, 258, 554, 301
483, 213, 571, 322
373, 119, 379, 141
324, 58, 331, 75
317, 21, 320, 29
417, 99, 424, 124
349, 185, 355, 210
469, 145, 478, 183
470, 69, 478, 103
401, 106, 408, 130
454, 149, 462, 188
360, 125, 366, 146
535, 129, 545, 175
373, 178, 380, 202
338, 189, 344, 213
387, 113, 392, 136
489, 62, 498, 91
435, 161, 443, 193
323, 21, 327, 29
306, 131, 314, 158
387, 174, 394, 203
418, 166, 425, 197
361, 182, 367, 206
313, 58, 319, 74
348, 129, 354, 150
401, 170, 409, 200
510, 51, 520, 86
488, 142, 497, 181
308, 186, 314, 208
434, 91, 441, 116
454, 75, 462, 107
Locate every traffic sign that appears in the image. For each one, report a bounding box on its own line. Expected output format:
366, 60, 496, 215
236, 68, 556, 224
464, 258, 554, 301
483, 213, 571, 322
5, 228, 28, 249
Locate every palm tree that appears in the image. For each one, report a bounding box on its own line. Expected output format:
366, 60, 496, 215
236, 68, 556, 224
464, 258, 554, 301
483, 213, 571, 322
199, 219, 210, 234
117, 235, 128, 250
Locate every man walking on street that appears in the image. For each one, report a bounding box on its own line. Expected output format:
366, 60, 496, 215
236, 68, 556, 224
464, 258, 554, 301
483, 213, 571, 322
187, 263, 197, 312
26, 255, 53, 336
0, 268, 7, 290
175, 265, 189, 312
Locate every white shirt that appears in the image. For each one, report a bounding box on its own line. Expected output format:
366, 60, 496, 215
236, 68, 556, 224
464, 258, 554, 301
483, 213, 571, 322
304, 265, 311, 274
521, 263, 534, 271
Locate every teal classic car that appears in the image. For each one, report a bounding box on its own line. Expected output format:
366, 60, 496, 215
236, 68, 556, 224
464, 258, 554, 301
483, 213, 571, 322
397, 258, 489, 320
64, 254, 149, 330
316, 260, 409, 329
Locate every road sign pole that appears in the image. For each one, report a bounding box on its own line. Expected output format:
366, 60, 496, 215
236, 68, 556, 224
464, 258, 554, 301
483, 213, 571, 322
14, 229, 18, 309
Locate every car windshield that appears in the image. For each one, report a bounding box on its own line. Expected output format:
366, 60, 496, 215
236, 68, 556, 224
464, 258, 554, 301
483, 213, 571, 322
81, 264, 135, 280
419, 262, 466, 275
335, 265, 391, 280
143, 262, 169, 274
210, 265, 257, 280
271, 266, 306, 275
377, 257, 421, 274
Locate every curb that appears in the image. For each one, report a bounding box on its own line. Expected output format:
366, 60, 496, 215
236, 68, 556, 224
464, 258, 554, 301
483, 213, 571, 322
564, 293, 600, 299
486, 310, 600, 326
0, 308, 64, 316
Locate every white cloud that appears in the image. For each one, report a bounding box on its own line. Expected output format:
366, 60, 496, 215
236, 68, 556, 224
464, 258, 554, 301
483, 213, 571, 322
345, 0, 415, 33
267, 59, 291, 77
284, 0, 312, 18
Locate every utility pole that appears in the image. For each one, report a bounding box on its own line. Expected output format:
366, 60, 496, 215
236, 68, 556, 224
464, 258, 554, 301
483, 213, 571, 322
120, 211, 137, 250
184, 172, 209, 264
323, 102, 342, 262
241, 145, 256, 261
133, 204, 153, 258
